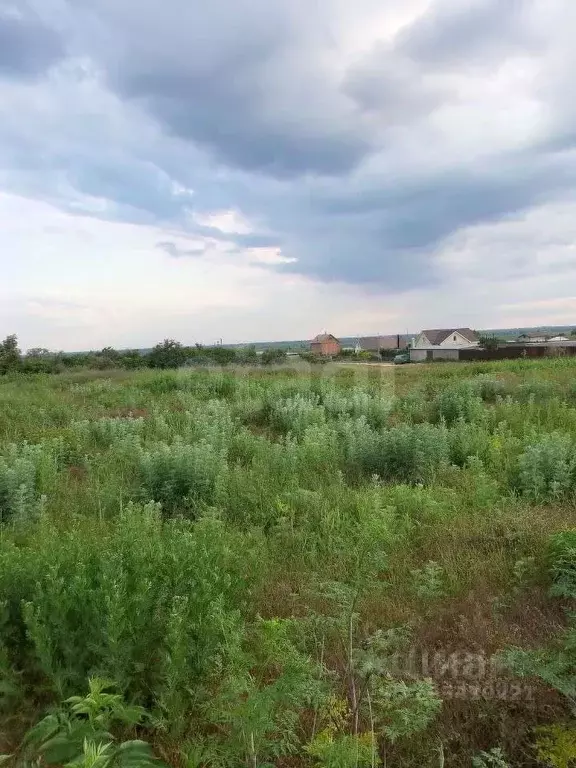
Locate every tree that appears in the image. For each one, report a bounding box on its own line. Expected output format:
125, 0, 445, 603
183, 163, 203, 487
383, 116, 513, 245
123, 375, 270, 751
0, 334, 21, 374
119, 349, 147, 370
87, 346, 122, 370
209, 345, 237, 366
237, 345, 259, 365
25, 347, 51, 358
479, 334, 500, 351
147, 339, 188, 369
100, 346, 121, 362
261, 348, 288, 365
22, 347, 58, 374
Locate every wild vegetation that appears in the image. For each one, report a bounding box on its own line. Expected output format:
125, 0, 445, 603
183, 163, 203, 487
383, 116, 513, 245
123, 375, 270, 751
3, 357, 576, 766
0, 335, 290, 375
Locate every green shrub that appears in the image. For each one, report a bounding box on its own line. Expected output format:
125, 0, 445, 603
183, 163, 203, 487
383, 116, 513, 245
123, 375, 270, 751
271, 393, 326, 436
0, 454, 38, 524
342, 420, 449, 484
137, 438, 227, 515
1, 504, 253, 719
548, 530, 576, 598
0, 442, 54, 524
394, 390, 430, 424
306, 731, 377, 768
71, 416, 146, 449
430, 384, 484, 426
322, 389, 393, 429
472, 375, 509, 403
446, 418, 494, 467
410, 561, 446, 600
516, 379, 560, 403
516, 433, 576, 499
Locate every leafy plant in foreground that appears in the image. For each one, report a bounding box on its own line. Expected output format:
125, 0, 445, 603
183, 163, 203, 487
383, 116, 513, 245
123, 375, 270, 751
308, 582, 440, 748
201, 617, 327, 768
4, 678, 165, 768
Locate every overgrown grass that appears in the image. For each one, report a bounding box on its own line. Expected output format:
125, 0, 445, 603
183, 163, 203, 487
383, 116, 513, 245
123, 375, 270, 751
3, 359, 576, 766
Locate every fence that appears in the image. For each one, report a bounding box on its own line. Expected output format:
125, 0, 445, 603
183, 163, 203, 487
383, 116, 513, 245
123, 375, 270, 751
459, 345, 576, 361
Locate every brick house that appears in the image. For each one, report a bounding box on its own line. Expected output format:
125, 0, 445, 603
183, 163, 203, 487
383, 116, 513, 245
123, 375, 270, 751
310, 333, 341, 356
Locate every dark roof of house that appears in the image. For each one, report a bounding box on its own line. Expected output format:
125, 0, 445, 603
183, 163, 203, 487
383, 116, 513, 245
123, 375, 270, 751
519, 333, 549, 339
421, 328, 479, 345
311, 333, 340, 343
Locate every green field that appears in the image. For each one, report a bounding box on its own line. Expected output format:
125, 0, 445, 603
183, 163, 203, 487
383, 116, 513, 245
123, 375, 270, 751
3, 359, 576, 767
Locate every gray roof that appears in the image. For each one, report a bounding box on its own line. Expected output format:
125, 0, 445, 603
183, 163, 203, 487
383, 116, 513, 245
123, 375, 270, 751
358, 334, 410, 350
421, 328, 479, 345
358, 336, 383, 350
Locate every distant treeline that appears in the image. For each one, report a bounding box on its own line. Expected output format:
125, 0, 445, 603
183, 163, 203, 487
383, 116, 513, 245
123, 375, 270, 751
0, 335, 290, 375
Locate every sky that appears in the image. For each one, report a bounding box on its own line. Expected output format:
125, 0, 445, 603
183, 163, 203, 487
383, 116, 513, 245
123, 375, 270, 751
1, 0, 576, 350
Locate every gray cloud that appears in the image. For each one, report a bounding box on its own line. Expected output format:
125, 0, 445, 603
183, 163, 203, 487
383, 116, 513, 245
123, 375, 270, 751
343, 48, 451, 117
397, 0, 536, 66
156, 241, 206, 258
67, 0, 376, 177
0, 5, 64, 79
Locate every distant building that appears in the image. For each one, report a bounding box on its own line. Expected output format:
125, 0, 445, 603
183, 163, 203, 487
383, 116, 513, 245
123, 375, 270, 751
547, 335, 569, 342
310, 333, 341, 356
517, 332, 549, 343
410, 328, 480, 362
355, 335, 409, 354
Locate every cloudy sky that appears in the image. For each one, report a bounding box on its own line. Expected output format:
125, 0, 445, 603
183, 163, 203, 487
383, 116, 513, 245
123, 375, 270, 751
1, 0, 575, 350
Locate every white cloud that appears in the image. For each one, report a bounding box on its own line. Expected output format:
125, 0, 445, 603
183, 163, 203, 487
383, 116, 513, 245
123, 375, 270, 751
193, 209, 253, 235
4, 189, 576, 352
0, 193, 403, 349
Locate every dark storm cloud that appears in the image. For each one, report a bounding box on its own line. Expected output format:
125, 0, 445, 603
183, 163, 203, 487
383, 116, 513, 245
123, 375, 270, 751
66, 0, 375, 177
0, 6, 64, 79
113, 56, 371, 178
270, 143, 576, 287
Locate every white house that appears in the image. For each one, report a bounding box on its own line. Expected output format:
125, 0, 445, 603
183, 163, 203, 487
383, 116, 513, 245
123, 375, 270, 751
412, 328, 480, 349
410, 328, 480, 362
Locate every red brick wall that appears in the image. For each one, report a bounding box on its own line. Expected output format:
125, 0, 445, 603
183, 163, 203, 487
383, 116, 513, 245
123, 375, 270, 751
311, 339, 341, 356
